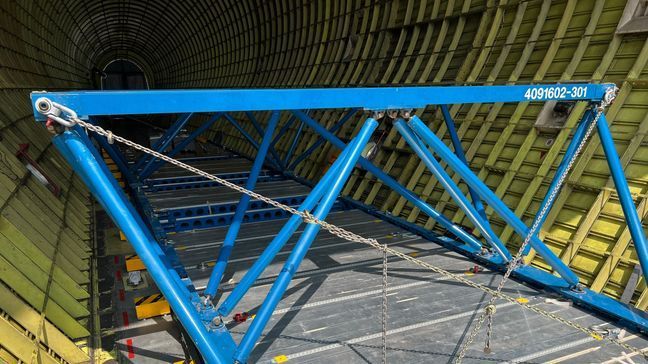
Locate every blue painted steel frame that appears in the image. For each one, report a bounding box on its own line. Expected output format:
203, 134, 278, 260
394, 119, 512, 261
145, 173, 280, 192
292, 110, 489, 254
32, 84, 612, 118
31, 82, 648, 362
596, 113, 648, 282
409, 115, 581, 287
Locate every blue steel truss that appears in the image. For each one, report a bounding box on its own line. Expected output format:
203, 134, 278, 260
30, 83, 648, 363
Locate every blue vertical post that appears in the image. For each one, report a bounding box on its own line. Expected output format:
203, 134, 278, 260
54, 130, 233, 363
440, 105, 487, 220
204, 111, 281, 297
394, 120, 510, 261
245, 111, 285, 169
288, 108, 357, 170
134, 113, 193, 170
597, 113, 648, 284
218, 146, 353, 316
292, 110, 484, 251
234, 118, 378, 363
521, 109, 594, 255
409, 115, 580, 287
140, 113, 223, 179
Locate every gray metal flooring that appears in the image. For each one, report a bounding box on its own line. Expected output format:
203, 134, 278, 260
119, 210, 648, 363
116, 180, 648, 363
171, 210, 648, 363
147, 180, 309, 211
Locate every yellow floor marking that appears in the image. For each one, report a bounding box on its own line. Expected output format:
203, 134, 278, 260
273, 355, 288, 363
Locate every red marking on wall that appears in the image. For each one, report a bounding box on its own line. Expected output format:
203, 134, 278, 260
126, 338, 135, 359
114, 255, 119, 265
115, 269, 122, 281
122, 311, 130, 327
119, 289, 125, 301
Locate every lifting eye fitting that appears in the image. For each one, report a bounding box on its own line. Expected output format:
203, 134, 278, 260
35, 97, 78, 128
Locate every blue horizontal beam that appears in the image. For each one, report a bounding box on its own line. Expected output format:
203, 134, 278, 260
31, 83, 613, 119
161, 199, 348, 233
160, 195, 310, 221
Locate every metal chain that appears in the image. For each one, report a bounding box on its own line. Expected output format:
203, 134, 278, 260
454, 100, 614, 362
382, 244, 388, 364
43, 105, 645, 359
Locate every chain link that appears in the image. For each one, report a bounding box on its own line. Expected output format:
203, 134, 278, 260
454, 100, 616, 362
382, 244, 388, 364
45, 105, 645, 360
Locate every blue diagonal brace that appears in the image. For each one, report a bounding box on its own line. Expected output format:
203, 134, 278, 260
217, 142, 353, 316
292, 110, 483, 251
140, 113, 223, 179
245, 111, 285, 169
289, 108, 358, 170
135, 113, 194, 173
204, 111, 281, 297
409, 115, 580, 287
597, 113, 648, 284
234, 117, 378, 363
284, 119, 304, 167
224, 113, 260, 149
270, 114, 296, 148
440, 105, 488, 221
394, 119, 511, 261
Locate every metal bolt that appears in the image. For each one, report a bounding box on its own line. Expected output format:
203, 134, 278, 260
570, 283, 585, 293
372, 110, 385, 120
211, 316, 223, 327
400, 109, 412, 120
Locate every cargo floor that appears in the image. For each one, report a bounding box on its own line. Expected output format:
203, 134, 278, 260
111, 206, 648, 363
